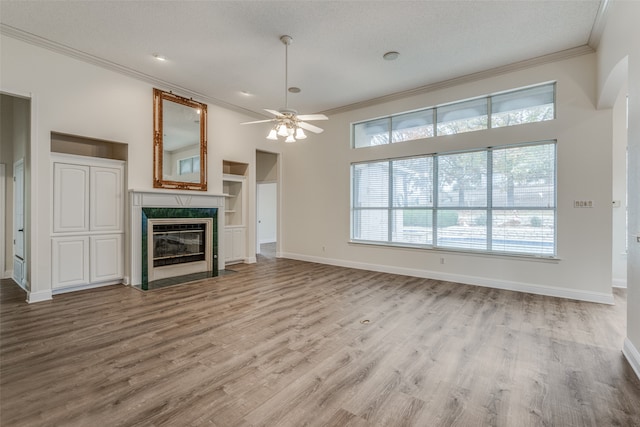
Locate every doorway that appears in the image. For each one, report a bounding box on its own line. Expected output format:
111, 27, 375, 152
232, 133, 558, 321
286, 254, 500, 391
256, 151, 279, 259
0, 93, 30, 289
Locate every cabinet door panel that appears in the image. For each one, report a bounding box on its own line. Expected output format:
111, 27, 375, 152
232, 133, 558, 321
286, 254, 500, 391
90, 234, 123, 282
224, 228, 233, 262
52, 237, 89, 288
232, 228, 245, 260
53, 163, 89, 233
91, 167, 122, 231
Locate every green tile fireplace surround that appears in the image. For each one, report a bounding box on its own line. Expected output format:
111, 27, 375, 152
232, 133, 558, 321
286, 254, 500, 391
141, 207, 218, 290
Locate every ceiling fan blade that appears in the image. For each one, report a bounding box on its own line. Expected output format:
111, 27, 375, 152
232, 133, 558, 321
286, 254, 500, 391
264, 109, 285, 117
296, 114, 328, 121
241, 119, 275, 125
298, 121, 324, 134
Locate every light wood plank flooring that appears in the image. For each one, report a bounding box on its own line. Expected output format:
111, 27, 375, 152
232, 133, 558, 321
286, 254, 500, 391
2, 257, 639, 426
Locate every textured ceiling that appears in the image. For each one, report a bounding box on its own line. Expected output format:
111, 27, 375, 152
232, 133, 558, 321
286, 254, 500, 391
0, 1, 603, 117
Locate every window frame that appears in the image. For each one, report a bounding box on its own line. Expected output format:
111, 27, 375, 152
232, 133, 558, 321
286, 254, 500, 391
350, 140, 557, 258
351, 82, 556, 148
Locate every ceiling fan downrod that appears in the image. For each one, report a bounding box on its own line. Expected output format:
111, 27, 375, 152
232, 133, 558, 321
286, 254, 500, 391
280, 35, 293, 111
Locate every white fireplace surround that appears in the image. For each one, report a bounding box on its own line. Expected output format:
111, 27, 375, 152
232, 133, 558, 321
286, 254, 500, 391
129, 190, 226, 286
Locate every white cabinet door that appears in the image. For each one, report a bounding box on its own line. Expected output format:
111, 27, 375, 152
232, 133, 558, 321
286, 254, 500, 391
224, 227, 245, 263
232, 227, 245, 261
90, 166, 122, 231
53, 163, 90, 233
90, 234, 123, 282
224, 228, 234, 262
52, 237, 89, 289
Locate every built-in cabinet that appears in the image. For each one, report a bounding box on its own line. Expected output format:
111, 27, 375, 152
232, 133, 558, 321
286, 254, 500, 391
51, 154, 124, 290
223, 161, 248, 264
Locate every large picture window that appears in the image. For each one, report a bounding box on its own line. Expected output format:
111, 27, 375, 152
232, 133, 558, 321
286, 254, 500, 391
351, 141, 556, 257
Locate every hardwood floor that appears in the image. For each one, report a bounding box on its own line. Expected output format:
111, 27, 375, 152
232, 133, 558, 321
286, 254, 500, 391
1, 258, 639, 426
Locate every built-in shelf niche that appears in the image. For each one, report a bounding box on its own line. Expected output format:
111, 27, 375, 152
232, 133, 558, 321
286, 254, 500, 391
51, 132, 128, 161
222, 161, 248, 227
222, 160, 248, 264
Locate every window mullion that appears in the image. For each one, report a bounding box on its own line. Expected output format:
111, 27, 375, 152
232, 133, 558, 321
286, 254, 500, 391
487, 149, 493, 252
487, 97, 493, 130
433, 155, 439, 246
388, 160, 393, 243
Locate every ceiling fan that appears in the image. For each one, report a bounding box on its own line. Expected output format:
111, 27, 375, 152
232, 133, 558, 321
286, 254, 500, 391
241, 35, 328, 143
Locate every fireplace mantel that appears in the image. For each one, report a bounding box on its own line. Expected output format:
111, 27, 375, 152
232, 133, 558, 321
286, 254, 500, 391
129, 190, 226, 287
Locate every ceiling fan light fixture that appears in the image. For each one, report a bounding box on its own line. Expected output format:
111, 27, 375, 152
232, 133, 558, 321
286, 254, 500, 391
277, 123, 289, 137
295, 127, 307, 139
266, 128, 278, 140
240, 34, 327, 141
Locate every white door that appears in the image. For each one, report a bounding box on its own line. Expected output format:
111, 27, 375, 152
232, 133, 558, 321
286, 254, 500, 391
13, 159, 25, 285
0, 163, 5, 278
257, 182, 277, 245
13, 159, 24, 260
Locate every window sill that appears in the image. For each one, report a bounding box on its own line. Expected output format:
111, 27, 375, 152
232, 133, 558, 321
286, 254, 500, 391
348, 240, 561, 263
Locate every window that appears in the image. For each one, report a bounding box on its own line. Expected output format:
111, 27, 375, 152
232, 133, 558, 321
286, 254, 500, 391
351, 141, 556, 256
491, 84, 555, 128
352, 83, 555, 148
178, 156, 200, 175
392, 109, 435, 142
436, 99, 488, 136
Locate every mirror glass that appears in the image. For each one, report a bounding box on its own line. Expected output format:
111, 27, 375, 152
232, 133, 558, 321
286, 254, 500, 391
153, 88, 207, 191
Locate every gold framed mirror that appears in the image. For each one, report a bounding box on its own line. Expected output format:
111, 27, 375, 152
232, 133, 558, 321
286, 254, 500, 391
153, 88, 207, 191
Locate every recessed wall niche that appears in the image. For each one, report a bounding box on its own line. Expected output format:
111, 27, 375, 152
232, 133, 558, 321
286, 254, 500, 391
51, 132, 128, 161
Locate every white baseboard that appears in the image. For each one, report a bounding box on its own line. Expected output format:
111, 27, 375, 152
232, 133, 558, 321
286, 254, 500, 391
623, 338, 640, 381
280, 252, 615, 305
2, 269, 13, 279
612, 278, 627, 288
52, 280, 122, 295
245, 257, 257, 264
27, 289, 53, 303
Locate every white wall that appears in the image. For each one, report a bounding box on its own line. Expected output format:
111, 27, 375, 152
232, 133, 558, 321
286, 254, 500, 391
597, 0, 640, 377
612, 83, 628, 287
281, 53, 614, 303
0, 34, 281, 300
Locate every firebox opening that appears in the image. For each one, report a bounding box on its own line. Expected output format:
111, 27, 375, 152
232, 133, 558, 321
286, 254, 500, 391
153, 223, 206, 268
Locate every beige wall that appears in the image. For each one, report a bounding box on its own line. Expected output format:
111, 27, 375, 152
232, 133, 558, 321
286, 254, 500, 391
281, 52, 614, 303
0, 35, 279, 299
611, 83, 628, 287
597, 0, 640, 374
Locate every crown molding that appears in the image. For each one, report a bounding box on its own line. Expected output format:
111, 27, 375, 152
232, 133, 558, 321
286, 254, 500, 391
0, 24, 262, 119
588, 0, 611, 50
2, 23, 595, 120
321, 44, 594, 116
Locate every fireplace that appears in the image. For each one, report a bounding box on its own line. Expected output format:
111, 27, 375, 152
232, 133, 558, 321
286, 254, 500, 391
147, 218, 214, 282
134, 204, 220, 291
153, 222, 206, 267
129, 191, 225, 289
